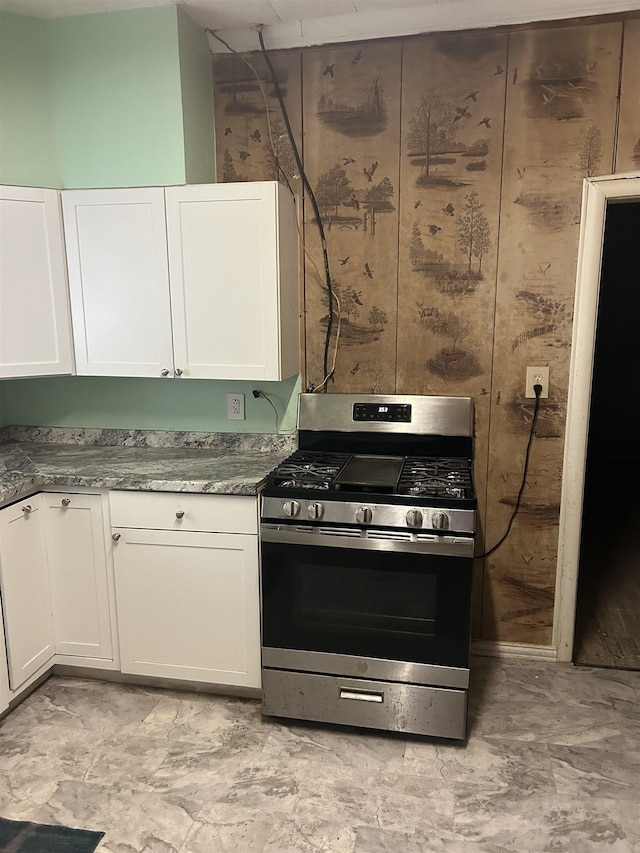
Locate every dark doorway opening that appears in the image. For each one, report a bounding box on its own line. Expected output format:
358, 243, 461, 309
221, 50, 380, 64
573, 200, 640, 669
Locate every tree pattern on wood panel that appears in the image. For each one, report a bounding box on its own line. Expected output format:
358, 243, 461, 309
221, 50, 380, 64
397, 32, 508, 637
483, 22, 623, 644
212, 49, 305, 375
212, 51, 302, 189
302, 42, 402, 394
397, 33, 506, 399
211, 17, 639, 645
616, 18, 640, 172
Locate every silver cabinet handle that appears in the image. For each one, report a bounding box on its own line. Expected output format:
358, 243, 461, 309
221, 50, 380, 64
112, 532, 121, 541
175, 510, 185, 519
174, 368, 183, 377
61, 498, 71, 507
161, 368, 170, 376
22, 504, 32, 514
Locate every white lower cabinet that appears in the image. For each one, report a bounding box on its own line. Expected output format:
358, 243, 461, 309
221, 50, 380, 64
41, 492, 114, 662
0, 487, 260, 709
111, 492, 260, 688
0, 606, 10, 714
0, 495, 55, 691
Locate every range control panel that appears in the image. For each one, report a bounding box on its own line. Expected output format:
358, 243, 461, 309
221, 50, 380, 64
352, 403, 412, 422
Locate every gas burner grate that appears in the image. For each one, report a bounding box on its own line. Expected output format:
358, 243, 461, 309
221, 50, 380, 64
398, 456, 473, 499
268, 450, 350, 490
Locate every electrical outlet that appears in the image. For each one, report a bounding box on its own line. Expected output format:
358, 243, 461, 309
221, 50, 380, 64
227, 393, 245, 420
525, 366, 549, 398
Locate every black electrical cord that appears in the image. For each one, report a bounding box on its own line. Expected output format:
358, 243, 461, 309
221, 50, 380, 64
475, 384, 543, 559
255, 28, 335, 391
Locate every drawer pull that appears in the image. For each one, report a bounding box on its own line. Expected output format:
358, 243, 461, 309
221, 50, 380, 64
175, 510, 185, 519
61, 498, 71, 507
112, 532, 121, 541
339, 688, 384, 704
22, 504, 32, 514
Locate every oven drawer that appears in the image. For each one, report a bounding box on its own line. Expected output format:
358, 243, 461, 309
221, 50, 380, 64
109, 490, 257, 534
262, 668, 468, 740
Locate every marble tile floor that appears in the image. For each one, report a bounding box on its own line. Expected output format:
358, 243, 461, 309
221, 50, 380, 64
0, 656, 639, 853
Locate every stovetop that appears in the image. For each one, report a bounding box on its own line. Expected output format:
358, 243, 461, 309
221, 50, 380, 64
263, 450, 474, 503
261, 394, 476, 533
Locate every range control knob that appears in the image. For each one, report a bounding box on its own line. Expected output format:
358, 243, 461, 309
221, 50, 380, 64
355, 506, 373, 524
307, 502, 325, 521
282, 500, 301, 518
432, 511, 450, 531
406, 509, 423, 528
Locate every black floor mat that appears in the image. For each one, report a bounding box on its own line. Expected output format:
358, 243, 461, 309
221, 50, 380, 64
0, 818, 104, 853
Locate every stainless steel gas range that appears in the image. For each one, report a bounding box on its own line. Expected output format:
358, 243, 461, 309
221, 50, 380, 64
259, 393, 476, 740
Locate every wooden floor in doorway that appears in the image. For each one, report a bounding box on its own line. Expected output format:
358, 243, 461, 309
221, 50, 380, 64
573, 458, 640, 670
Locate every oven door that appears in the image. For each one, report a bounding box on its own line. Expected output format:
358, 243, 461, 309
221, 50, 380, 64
260, 525, 473, 689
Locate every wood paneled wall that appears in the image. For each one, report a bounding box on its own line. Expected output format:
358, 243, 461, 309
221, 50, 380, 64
213, 16, 640, 645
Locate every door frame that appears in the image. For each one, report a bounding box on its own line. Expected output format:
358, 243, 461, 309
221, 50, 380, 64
554, 172, 640, 661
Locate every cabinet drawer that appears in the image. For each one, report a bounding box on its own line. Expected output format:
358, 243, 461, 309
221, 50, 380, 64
109, 491, 257, 534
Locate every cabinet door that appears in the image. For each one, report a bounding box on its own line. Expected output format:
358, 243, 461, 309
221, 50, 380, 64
0, 186, 74, 378
0, 496, 54, 690
166, 181, 299, 380
113, 528, 260, 687
0, 605, 9, 714
62, 188, 174, 378
42, 493, 113, 660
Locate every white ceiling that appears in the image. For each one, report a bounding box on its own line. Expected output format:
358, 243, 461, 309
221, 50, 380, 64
1, 0, 638, 52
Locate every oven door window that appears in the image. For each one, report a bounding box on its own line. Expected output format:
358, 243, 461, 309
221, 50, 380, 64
261, 541, 472, 668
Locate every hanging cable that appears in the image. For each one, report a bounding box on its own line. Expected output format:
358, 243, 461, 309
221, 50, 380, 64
207, 29, 343, 378
209, 27, 340, 391
252, 389, 297, 433
475, 384, 543, 559
255, 27, 336, 392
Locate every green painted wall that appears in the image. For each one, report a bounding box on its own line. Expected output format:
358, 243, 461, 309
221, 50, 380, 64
177, 8, 216, 184
1, 5, 293, 434
2, 375, 300, 433
0, 12, 60, 187
48, 6, 188, 188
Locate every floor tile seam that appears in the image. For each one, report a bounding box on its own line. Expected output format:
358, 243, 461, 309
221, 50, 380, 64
11, 720, 167, 740
497, 692, 621, 711
176, 819, 226, 853
223, 745, 409, 771
262, 752, 411, 779
167, 813, 216, 853
401, 768, 558, 794
473, 726, 627, 744
546, 740, 640, 759
201, 796, 303, 823
454, 789, 640, 810
549, 760, 640, 790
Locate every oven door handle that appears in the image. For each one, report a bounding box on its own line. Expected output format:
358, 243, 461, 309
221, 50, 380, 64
260, 524, 475, 557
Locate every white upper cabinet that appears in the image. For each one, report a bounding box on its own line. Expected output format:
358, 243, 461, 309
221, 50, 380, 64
165, 181, 299, 381
0, 186, 74, 379
62, 182, 299, 381
62, 188, 174, 378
